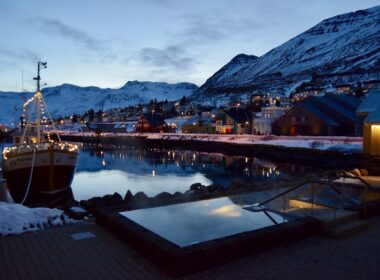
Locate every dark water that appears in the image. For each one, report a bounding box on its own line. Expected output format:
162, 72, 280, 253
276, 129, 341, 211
71, 147, 318, 201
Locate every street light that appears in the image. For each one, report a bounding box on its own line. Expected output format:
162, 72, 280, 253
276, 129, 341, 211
236, 102, 240, 138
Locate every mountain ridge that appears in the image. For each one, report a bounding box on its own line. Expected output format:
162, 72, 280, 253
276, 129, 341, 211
191, 5, 380, 103
0, 81, 198, 124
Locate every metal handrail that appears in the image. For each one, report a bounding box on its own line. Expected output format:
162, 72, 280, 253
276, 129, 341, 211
258, 177, 342, 207
334, 170, 375, 189
258, 179, 311, 207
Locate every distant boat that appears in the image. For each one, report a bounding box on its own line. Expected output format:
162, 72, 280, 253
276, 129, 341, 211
1, 62, 79, 205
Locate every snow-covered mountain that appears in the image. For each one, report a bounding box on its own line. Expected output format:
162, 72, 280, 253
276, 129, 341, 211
192, 5, 380, 102
0, 81, 198, 124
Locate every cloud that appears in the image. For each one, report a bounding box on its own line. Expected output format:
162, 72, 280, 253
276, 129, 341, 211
134, 13, 261, 75
139, 45, 195, 71
34, 18, 124, 64
177, 15, 226, 45
37, 19, 105, 52
0, 47, 41, 65
177, 14, 263, 46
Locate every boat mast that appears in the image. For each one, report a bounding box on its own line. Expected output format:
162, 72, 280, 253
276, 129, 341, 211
33, 62, 47, 143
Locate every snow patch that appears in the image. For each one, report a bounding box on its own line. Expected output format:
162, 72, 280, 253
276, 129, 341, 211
0, 202, 73, 236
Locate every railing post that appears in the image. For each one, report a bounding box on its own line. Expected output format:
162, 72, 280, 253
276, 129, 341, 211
311, 183, 314, 217
282, 193, 286, 223
333, 208, 336, 230
364, 185, 368, 219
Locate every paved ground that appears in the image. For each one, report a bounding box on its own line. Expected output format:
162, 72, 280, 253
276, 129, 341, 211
1, 217, 380, 280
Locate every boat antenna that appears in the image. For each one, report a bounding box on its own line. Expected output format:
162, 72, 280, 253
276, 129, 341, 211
33, 61, 47, 142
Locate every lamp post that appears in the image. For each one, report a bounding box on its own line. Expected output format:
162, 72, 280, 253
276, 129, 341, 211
236, 102, 240, 139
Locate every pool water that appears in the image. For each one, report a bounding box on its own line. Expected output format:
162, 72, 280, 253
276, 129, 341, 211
120, 196, 288, 247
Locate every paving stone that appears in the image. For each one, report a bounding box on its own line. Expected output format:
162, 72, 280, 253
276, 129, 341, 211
2, 218, 380, 279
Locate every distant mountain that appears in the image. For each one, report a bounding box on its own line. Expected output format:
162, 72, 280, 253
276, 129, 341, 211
0, 81, 198, 124
192, 5, 380, 103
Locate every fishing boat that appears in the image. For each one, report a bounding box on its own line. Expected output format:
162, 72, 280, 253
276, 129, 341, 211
1, 62, 79, 205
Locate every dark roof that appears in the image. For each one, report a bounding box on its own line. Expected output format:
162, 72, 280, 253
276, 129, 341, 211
224, 107, 250, 123
300, 103, 338, 126
198, 105, 214, 112
357, 89, 380, 114
308, 94, 362, 123
183, 116, 213, 126
141, 113, 166, 126
327, 94, 362, 110
299, 94, 363, 125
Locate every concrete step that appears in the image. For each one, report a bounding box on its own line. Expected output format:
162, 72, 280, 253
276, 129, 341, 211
285, 205, 358, 227
324, 219, 369, 239
319, 209, 359, 228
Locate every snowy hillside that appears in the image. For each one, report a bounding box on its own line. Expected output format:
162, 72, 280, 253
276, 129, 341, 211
192, 5, 380, 101
0, 81, 198, 124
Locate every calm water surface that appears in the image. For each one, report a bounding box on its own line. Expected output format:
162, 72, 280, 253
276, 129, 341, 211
121, 196, 288, 247
71, 147, 317, 201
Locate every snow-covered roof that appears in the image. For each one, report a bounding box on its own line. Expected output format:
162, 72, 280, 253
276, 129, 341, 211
366, 110, 380, 123
356, 90, 380, 115
356, 90, 380, 123
164, 117, 189, 127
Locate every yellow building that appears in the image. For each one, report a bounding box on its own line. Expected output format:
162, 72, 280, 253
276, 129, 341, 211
356, 90, 380, 156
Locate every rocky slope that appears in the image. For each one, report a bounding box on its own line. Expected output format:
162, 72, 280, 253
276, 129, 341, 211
192, 5, 380, 103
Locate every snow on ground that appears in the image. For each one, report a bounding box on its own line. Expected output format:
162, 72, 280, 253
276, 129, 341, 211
146, 134, 363, 153
57, 131, 363, 153
0, 202, 73, 236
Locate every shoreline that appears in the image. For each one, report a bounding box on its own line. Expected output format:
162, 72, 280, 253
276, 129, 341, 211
58, 132, 380, 174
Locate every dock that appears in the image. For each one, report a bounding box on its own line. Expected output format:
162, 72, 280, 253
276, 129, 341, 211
1, 218, 380, 279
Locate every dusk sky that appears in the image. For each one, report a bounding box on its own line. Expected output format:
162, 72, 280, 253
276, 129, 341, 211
0, 0, 379, 91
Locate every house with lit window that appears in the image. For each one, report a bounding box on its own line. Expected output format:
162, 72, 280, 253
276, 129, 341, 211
335, 84, 353, 95
272, 94, 363, 136
135, 113, 167, 133
356, 89, 380, 156
253, 106, 285, 135
214, 108, 251, 134
181, 116, 214, 134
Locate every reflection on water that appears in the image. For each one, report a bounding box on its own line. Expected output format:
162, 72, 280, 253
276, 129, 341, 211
121, 197, 288, 247
72, 170, 211, 201
71, 147, 316, 201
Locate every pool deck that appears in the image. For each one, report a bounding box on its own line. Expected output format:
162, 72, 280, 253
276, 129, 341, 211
1, 218, 380, 280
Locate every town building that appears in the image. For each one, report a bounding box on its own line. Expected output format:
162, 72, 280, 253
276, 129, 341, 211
135, 113, 167, 133
253, 106, 285, 135
356, 89, 380, 156
272, 94, 364, 136
87, 122, 130, 133
181, 116, 214, 134
363, 80, 380, 92
335, 84, 353, 95
215, 107, 251, 134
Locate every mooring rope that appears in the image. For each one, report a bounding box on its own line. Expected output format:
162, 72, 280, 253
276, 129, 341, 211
20, 148, 36, 205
